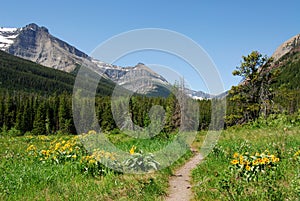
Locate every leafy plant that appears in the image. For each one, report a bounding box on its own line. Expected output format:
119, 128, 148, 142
123, 148, 160, 173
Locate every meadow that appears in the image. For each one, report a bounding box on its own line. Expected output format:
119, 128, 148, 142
192, 117, 300, 200
1, 114, 299, 200
0, 131, 192, 201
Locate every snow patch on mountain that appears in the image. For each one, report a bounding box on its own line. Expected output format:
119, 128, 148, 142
0, 23, 215, 98
0, 27, 19, 51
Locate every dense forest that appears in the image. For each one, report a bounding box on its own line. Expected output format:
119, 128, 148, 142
0, 90, 213, 135
0, 50, 300, 136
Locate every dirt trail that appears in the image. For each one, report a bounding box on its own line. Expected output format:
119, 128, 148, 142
165, 151, 203, 201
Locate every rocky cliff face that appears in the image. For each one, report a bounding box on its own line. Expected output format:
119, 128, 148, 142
0, 23, 214, 98
93, 61, 170, 94
272, 34, 300, 62
4, 23, 92, 72
0, 23, 172, 95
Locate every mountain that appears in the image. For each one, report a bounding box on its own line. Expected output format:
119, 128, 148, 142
0, 50, 116, 95
0, 23, 214, 98
0, 23, 173, 96
185, 88, 211, 100
272, 34, 300, 62
92, 61, 171, 96
0, 23, 93, 72
270, 33, 300, 90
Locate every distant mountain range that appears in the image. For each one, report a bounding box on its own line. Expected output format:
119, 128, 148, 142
1, 23, 299, 99
0, 23, 201, 98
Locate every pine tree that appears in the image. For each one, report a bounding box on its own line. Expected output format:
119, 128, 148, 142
32, 102, 46, 135
227, 51, 277, 125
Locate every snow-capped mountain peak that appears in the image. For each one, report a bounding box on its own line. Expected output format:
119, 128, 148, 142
0, 23, 213, 98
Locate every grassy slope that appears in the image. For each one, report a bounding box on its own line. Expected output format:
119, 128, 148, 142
191, 124, 300, 200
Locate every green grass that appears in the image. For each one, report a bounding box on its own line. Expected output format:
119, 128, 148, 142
0, 133, 192, 201
191, 126, 300, 200
2, 123, 298, 200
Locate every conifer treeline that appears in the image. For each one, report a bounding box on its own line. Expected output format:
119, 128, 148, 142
0, 91, 212, 135
1, 88, 299, 136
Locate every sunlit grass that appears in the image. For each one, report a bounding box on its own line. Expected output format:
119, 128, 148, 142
191, 125, 300, 200
0, 132, 192, 201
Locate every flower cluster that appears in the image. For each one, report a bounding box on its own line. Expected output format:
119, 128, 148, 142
230, 150, 280, 181
37, 137, 82, 163
26, 144, 37, 155
80, 149, 116, 164
231, 151, 280, 169
37, 135, 50, 141
79, 149, 119, 176
26, 132, 121, 176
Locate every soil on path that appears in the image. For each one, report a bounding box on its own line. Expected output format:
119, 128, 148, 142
165, 151, 203, 201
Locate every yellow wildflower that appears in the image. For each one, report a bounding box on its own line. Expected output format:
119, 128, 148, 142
252, 160, 258, 166
105, 152, 111, 159
231, 159, 239, 165
264, 158, 270, 163
41, 150, 47, 155
55, 142, 61, 150
233, 153, 239, 158
89, 159, 96, 164
26, 145, 37, 152
111, 155, 116, 161
246, 165, 251, 171
130, 145, 136, 155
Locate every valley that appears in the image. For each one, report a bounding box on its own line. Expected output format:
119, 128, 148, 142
0, 22, 300, 201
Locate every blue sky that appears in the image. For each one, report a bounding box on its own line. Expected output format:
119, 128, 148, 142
1, 0, 300, 92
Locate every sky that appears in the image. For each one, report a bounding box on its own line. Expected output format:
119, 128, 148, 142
1, 0, 300, 93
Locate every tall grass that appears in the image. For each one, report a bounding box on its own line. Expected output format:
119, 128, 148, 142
191, 126, 300, 200
0, 132, 192, 201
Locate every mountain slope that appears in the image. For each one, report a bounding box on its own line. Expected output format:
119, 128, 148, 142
0, 50, 116, 95
2, 23, 94, 72
0, 23, 172, 95
272, 34, 300, 62
0, 23, 214, 98
270, 33, 300, 90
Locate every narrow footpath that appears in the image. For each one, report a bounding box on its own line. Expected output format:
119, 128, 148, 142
165, 151, 203, 201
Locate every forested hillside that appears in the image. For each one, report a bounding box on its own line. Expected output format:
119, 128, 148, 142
1, 47, 300, 136
0, 50, 116, 96
226, 50, 300, 126
272, 51, 300, 113
273, 51, 300, 89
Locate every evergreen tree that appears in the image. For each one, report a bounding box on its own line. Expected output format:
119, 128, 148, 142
32, 102, 46, 135
227, 51, 277, 125
58, 94, 72, 133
